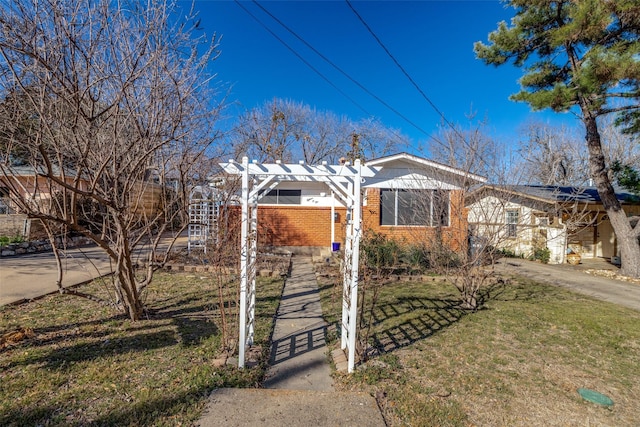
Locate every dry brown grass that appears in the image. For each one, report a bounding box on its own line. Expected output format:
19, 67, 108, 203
0, 271, 284, 426
319, 273, 640, 426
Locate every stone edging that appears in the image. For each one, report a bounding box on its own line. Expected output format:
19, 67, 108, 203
0, 236, 93, 257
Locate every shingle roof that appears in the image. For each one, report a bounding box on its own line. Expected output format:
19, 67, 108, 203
470, 184, 640, 205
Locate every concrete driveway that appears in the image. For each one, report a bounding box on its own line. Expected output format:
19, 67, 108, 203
0, 235, 187, 306
0, 245, 115, 305
492, 258, 640, 311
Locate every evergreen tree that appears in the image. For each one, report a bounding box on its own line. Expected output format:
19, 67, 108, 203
612, 161, 640, 196
475, 0, 640, 277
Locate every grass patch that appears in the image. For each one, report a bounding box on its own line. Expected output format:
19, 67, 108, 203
0, 271, 284, 426
318, 273, 640, 426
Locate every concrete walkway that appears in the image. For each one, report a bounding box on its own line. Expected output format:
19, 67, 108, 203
262, 256, 333, 390
197, 256, 386, 427
492, 258, 640, 311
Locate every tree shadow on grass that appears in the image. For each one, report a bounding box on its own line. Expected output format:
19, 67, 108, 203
369, 296, 468, 354
3, 300, 220, 371
484, 275, 567, 303
0, 368, 257, 427
366, 280, 508, 355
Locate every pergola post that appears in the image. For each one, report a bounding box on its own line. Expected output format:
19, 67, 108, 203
347, 159, 362, 373
238, 157, 249, 368
220, 158, 378, 372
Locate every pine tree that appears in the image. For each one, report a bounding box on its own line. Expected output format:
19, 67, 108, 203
475, 0, 640, 277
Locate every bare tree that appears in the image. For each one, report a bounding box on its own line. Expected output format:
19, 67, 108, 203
410, 122, 512, 310
516, 122, 587, 186
427, 111, 506, 182
230, 98, 407, 164
0, 0, 223, 320
515, 119, 640, 187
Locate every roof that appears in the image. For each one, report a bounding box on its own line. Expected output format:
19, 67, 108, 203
1, 164, 78, 178
365, 152, 487, 184
468, 184, 640, 205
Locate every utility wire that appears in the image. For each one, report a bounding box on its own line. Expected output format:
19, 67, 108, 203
345, 0, 495, 175
251, 0, 431, 138
345, 0, 461, 138
233, 0, 372, 118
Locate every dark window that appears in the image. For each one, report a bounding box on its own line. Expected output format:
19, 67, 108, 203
260, 189, 301, 205
506, 209, 519, 238
0, 187, 10, 214
380, 189, 450, 226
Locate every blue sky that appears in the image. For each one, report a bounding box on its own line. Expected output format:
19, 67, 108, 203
191, 0, 581, 153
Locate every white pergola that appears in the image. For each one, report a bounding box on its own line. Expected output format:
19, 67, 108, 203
220, 156, 380, 373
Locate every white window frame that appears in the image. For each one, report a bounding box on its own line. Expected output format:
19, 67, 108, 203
380, 188, 450, 227
506, 209, 519, 238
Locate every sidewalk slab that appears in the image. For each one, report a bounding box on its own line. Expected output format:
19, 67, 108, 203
197, 389, 386, 427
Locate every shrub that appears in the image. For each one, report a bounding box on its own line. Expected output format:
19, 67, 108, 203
361, 232, 402, 271
498, 248, 522, 258
531, 247, 551, 264
0, 235, 25, 246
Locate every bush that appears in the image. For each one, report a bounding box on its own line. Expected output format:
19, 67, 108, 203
0, 235, 25, 246
402, 243, 431, 270
361, 232, 402, 271
531, 247, 551, 264
497, 248, 522, 259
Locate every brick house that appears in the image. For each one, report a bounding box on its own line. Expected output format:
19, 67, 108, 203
249, 153, 486, 253
0, 165, 163, 239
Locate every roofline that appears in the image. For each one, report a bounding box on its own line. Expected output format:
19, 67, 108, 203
466, 185, 558, 205
466, 184, 638, 205
365, 152, 487, 183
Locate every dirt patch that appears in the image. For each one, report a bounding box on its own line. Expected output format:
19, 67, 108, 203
0, 326, 35, 349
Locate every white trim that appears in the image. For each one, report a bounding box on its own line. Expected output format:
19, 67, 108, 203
366, 152, 487, 184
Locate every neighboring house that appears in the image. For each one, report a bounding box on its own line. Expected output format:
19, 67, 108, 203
240, 152, 486, 252
0, 165, 162, 238
466, 185, 640, 264
0, 165, 88, 237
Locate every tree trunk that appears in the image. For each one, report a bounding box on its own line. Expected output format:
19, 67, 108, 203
583, 115, 640, 277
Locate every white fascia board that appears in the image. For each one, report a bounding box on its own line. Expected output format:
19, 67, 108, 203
364, 174, 462, 190
366, 153, 486, 184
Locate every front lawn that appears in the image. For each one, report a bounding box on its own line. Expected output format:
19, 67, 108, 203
318, 274, 640, 426
0, 272, 284, 426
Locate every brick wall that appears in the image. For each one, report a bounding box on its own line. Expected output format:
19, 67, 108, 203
362, 188, 468, 251
257, 205, 347, 247
253, 188, 469, 251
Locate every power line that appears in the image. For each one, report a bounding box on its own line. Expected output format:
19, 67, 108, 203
237, 0, 491, 176
345, 0, 493, 172
233, 0, 372, 118
251, 0, 431, 138
345, 0, 461, 136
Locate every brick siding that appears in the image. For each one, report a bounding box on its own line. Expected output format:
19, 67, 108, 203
257, 205, 347, 247
252, 188, 469, 250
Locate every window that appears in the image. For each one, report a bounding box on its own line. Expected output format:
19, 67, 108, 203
506, 209, 519, 238
259, 189, 301, 205
0, 187, 10, 215
380, 189, 449, 226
